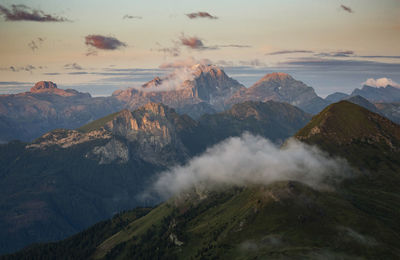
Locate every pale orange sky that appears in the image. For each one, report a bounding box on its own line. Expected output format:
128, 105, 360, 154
0, 0, 399, 96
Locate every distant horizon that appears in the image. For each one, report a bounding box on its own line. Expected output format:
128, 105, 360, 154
1, 64, 400, 98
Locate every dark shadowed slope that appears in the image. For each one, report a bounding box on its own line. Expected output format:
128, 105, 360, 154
198, 101, 311, 146
4, 102, 400, 259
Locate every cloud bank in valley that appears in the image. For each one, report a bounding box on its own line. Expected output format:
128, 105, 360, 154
363, 77, 400, 88
150, 134, 350, 199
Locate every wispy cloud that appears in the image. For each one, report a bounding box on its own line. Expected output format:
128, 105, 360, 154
85, 35, 127, 56
340, 4, 354, 13
86, 49, 98, 56
266, 49, 400, 60
186, 12, 218, 19
266, 50, 314, 55
178, 34, 248, 51
217, 44, 251, 48
239, 59, 267, 67
317, 50, 354, 57
281, 57, 400, 71
0, 4, 70, 22
64, 63, 83, 70
85, 35, 127, 50
28, 37, 45, 51
0, 65, 44, 73
358, 55, 400, 59
180, 35, 207, 50
154, 42, 181, 57
123, 15, 142, 19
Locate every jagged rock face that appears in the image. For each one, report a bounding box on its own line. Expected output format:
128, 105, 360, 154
103, 103, 195, 165
31, 81, 58, 92
26, 129, 112, 149
112, 65, 245, 112
90, 139, 129, 164
190, 64, 245, 109
227, 73, 328, 114
351, 85, 400, 103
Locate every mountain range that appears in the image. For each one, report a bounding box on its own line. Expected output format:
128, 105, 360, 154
0, 81, 123, 143
0, 100, 311, 254
3, 64, 399, 143
3, 101, 399, 259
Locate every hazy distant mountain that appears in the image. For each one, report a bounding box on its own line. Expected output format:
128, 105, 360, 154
374, 102, 400, 124
324, 92, 400, 124
227, 72, 328, 114
199, 101, 311, 145
7, 101, 400, 259
113, 64, 245, 112
0, 101, 311, 254
345, 95, 381, 114
325, 92, 349, 103
0, 81, 123, 142
351, 85, 400, 103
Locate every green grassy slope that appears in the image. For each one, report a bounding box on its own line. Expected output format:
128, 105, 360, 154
296, 100, 400, 241
78, 111, 122, 133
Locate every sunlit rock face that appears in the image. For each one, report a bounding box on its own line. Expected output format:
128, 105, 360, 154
102, 103, 196, 165
227, 72, 328, 114
30, 81, 87, 97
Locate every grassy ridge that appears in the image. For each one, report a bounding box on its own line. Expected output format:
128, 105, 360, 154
78, 111, 122, 133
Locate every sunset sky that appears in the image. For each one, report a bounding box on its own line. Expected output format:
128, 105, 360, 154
0, 0, 399, 96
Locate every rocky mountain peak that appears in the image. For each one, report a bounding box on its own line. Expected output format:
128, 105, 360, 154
142, 77, 163, 89
227, 72, 327, 114
29, 81, 81, 97
191, 64, 224, 78
30, 81, 58, 92
258, 72, 293, 83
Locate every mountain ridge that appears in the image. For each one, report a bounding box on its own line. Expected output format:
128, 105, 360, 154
5, 101, 400, 259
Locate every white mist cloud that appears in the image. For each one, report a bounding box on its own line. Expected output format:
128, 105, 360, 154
150, 134, 350, 198
135, 67, 195, 92
362, 77, 400, 88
